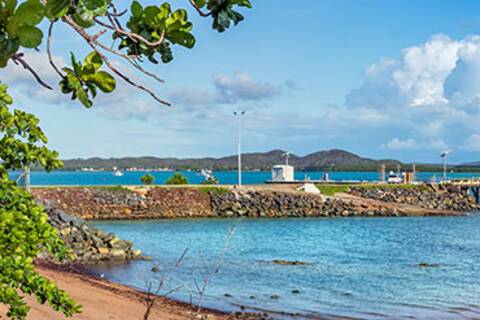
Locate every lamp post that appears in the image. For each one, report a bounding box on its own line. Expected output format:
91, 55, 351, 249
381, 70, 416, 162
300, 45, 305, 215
233, 110, 246, 186
283, 151, 291, 166
440, 150, 451, 182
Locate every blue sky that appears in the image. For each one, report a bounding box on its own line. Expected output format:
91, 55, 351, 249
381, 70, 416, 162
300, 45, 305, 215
5, 0, 480, 163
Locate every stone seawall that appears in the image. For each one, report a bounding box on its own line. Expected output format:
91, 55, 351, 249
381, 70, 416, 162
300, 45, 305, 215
349, 186, 479, 212
209, 190, 407, 218
33, 187, 213, 220
32, 186, 472, 221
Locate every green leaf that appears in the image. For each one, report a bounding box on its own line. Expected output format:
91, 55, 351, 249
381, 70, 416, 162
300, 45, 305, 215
76, 87, 92, 107
82, 0, 107, 11
72, 11, 95, 28
15, 0, 45, 26
194, 0, 206, 8
69, 52, 82, 76
4, 0, 17, 12
17, 25, 42, 48
45, 0, 70, 19
167, 30, 195, 48
131, 0, 142, 18
91, 71, 115, 93
83, 51, 102, 71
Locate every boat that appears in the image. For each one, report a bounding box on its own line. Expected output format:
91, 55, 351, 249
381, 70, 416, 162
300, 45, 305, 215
387, 171, 402, 184
200, 169, 213, 180
112, 167, 124, 177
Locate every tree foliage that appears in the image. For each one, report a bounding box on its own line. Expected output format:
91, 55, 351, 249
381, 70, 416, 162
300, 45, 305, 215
165, 172, 189, 185
140, 173, 155, 185
201, 175, 219, 185
0, 0, 251, 318
0, 0, 252, 107
0, 83, 82, 319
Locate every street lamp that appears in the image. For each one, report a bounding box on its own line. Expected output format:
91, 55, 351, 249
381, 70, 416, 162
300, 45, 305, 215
283, 151, 291, 166
233, 110, 246, 186
440, 150, 451, 182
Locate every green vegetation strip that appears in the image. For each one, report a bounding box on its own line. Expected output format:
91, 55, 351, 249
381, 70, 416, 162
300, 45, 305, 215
198, 186, 231, 196
316, 183, 429, 196
315, 185, 351, 196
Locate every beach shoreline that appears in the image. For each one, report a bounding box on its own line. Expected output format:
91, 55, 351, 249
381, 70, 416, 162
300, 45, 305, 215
0, 261, 251, 320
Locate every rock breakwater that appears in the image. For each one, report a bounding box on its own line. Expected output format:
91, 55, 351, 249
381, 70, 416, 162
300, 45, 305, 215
349, 186, 479, 212
33, 185, 473, 222
209, 190, 442, 218
43, 202, 142, 263
33, 187, 212, 220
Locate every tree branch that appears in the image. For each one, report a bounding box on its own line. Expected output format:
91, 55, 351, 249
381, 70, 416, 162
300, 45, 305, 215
189, 0, 212, 17
11, 53, 53, 90
47, 21, 64, 79
63, 16, 171, 106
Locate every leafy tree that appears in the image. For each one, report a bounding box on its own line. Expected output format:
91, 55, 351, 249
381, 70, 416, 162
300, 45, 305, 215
201, 175, 219, 185
0, 0, 251, 318
140, 173, 155, 185
0, 83, 82, 319
165, 172, 189, 185
0, 0, 252, 107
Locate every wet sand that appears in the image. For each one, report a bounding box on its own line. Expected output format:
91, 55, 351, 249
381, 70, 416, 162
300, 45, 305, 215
0, 263, 231, 320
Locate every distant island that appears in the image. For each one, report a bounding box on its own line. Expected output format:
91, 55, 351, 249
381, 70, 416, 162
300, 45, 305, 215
58, 149, 480, 172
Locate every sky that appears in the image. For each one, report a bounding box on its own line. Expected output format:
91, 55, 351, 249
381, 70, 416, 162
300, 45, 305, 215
4, 0, 480, 163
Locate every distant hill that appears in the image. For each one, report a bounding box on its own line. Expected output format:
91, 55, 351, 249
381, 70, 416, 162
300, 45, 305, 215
460, 161, 480, 167
61, 149, 407, 172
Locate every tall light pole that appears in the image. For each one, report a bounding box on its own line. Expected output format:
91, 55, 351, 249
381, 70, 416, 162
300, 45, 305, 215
440, 150, 451, 182
283, 151, 291, 166
233, 111, 246, 186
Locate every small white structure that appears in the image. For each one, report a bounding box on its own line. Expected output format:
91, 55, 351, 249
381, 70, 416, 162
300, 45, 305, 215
297, 183, 320, 194
272, 165, 294, 182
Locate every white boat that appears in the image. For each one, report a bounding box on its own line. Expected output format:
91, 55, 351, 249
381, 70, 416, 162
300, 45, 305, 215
112, 167, 124, 177
387, 171, 402, 184
200, 169, 213, 179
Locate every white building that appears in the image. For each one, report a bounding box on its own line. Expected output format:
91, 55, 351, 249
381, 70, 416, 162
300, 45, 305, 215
272, 165, 295, 182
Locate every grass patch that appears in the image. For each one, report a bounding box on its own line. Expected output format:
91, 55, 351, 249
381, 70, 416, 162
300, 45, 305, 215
355, 183, 431, 192
316, 183, 429, 195
198, 186, 231, 196
92, 185, 133, 192
315, 184, 351, 196
356, 183, 417, 190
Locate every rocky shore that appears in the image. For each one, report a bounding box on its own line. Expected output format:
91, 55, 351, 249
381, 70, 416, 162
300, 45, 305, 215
43, 202, 142, 263
32, 185, 475, 222
349, 185, 480, 212
209, 189, 460, 218
34, 187, 213, 220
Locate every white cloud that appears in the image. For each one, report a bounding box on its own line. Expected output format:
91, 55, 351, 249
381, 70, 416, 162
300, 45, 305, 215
463, 134, 480, 151
383, 138, 418, 150
168, 72, 286, 107
382, 138, 448, 151
2, 52, 69, 105
392, 34, 461, 107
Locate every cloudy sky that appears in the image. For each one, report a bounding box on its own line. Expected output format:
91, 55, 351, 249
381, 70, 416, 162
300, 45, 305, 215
4, 0, 480, 163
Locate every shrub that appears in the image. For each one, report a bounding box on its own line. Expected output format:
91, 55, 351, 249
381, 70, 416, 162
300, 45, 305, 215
140, 174, 155, 185
201, 176, 219, 185
198, 186, 231, 196
165, 173, 189, 185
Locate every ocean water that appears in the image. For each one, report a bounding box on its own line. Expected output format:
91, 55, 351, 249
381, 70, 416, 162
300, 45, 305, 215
10, 170, 480, 186
89, 216, 480, 319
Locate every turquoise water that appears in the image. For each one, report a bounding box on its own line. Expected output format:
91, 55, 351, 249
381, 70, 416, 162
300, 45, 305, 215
90, 216, 480, 319
11, 170, 480, 185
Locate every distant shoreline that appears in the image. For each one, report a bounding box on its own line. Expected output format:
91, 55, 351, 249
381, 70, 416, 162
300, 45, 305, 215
20, 168, 480, 173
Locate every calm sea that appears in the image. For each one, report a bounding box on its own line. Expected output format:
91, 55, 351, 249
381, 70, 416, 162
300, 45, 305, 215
89, 216, 480, 319
10, 170, 480, 186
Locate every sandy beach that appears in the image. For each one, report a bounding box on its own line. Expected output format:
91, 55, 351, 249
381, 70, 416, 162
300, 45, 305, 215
0, 263, 232, 320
